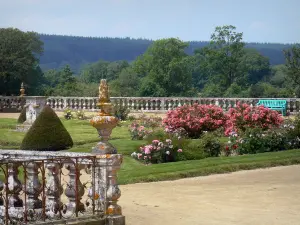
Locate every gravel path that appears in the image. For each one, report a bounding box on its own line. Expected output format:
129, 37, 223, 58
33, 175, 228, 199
120, 165, 300, 225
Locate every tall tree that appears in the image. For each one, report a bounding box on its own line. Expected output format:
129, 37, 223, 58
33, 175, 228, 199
0, 28, 43, 95
133, 38, 192, 97
79, 60, 109, 83
205, 25, 245, 89
109, 67, 140, 97
240, 48, 271, 85
284, 45, 300, 96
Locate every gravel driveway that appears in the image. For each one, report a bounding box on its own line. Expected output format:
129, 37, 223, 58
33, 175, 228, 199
120, 165, 300, 225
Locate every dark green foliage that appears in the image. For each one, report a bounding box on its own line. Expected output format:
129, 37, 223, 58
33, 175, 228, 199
180, 140, 207, 160
200, 132, 222, 157
17, 107, 26, 124
284, 45, 300, 97
113, 102, 130, 121
133, 38, 193, 97
145, 129, 169, 143
20, 106, 73, 151
38, 34, 290, 72
0, 28, 44, 95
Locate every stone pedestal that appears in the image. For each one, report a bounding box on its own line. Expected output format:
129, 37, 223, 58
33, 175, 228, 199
16, 96, 47, 132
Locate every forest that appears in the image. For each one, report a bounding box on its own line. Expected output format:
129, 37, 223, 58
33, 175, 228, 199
38, 33, 292, 72
0, 25, 299, 98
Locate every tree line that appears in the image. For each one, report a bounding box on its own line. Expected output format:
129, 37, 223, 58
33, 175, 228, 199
0, 26, 299, 98
38, 33, 291, 71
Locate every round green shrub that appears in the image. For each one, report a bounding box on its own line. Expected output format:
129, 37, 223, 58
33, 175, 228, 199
20, 106, 73, 151
17, 107, 26, 124
180, 140, 207, 160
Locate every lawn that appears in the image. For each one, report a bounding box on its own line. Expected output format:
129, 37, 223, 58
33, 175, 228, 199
1, 116, 300, 185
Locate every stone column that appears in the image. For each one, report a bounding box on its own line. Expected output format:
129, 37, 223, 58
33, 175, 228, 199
90, 79, 125, 225
16, 96, 47, 132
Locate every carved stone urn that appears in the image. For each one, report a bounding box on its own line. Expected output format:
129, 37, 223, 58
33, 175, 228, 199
90, 79, 118, 154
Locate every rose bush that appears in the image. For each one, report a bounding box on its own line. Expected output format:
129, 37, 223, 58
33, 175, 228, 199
137, 114, 163, 128
163, 103, 227, 138
131, 139, 183, 164
225, 102, 283, 136
129, 122, 152, 140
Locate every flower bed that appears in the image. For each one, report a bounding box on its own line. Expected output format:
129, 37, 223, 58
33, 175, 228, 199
131, 139, 183, 164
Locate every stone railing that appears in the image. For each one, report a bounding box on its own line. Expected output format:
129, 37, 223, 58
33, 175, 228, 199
1, 96, 300, 114
0, 150, 125, 225
46, 97, 300, 114
0, 96, 25, 112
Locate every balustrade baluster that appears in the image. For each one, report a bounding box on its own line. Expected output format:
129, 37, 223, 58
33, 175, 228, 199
64, 161, 85, 216
25, 162, 42, 210
63, 98, 67, 110
234, 99, 237, 108
55, 99, 59, 110
105, 155, 122, 217
46, 162, 63, 219
214, 99, 219, 107
122, 99, 126, 109
292, 99, 297, 114
131, 99, 135, 111
178, 99, 181, 107
7, 163, 23, 222
83, 99, 87, 110
287, 100, 291, 114
152, 100, 156, 110
92, 98, 96, 111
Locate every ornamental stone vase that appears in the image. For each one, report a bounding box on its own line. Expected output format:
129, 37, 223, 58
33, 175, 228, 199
90, 79, 119, 154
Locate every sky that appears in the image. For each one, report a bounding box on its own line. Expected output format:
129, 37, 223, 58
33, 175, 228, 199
0, 0, 299, 43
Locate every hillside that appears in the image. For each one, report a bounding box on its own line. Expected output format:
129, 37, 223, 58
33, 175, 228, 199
39, 34, 293, 71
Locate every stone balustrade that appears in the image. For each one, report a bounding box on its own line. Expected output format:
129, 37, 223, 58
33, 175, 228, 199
0, 150, 124, 225
0, 96, 25, 112
46, 97, 300, 114
1, 96, 300, 114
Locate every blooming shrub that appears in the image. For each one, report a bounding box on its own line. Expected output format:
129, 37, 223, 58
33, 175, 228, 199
140, 115, 163, 128
225, 102, 283, 136
283, 115, 300, 149
75, 110, 86, 120
224, 131, 242, 156
224, 124, 300, 156
163, 103, 227, 138
200, 132, 222, 157
64, 108, 73, 120
131, 139, 183, 164
129, 122, 152, 140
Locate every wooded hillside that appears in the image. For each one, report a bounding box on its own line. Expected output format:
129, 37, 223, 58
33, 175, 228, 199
39, 34, 292, 71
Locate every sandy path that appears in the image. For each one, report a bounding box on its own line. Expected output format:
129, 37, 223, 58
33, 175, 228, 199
120, 165, 300, 225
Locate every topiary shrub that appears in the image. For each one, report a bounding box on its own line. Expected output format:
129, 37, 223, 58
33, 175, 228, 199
20, 106, 73, 151
17, 107, 26, 124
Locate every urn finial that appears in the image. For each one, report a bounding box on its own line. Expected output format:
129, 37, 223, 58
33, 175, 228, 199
20, 82, 26, 97
90, 79, 118, 154
97, 79, 113, 116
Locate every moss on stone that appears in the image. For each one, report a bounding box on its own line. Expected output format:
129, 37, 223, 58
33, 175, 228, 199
17, 107, 26, 124
20, 106, 73, 151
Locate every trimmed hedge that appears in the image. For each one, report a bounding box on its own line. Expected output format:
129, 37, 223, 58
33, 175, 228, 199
17, 107, 26, 124
20, 106, 73, 151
